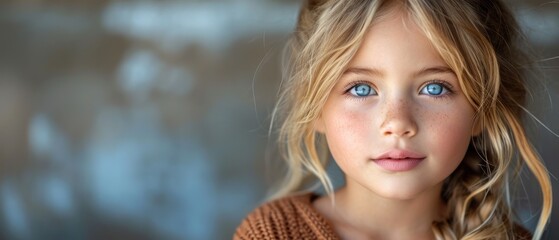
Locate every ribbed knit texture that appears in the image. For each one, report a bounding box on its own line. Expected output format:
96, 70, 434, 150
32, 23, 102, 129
234, 192, 532, 239
234, 193, 339, 240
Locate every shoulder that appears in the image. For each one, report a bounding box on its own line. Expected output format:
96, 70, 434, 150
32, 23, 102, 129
233, 192, 338, 240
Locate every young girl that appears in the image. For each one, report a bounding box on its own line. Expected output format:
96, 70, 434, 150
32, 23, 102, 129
235, 0, 552, 239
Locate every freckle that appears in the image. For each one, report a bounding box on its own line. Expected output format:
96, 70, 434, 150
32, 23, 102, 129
438, 113, 447, 122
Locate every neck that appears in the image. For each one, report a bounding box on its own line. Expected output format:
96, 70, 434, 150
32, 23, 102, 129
323, 180, 445, 239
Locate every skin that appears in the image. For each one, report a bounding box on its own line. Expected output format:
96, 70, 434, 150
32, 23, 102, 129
312, 9, 477, 240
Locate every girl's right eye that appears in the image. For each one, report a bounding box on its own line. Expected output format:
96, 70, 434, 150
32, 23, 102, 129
348, 83, 377, 97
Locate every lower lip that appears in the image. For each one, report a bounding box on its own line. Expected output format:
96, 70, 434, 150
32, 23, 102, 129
373, 158, 424, 172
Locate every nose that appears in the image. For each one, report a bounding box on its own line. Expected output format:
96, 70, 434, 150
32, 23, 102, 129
380, 98, 418, 138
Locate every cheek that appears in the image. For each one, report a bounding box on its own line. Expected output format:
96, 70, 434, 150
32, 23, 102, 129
323, 106, 371, 161
427, 110, 474, 162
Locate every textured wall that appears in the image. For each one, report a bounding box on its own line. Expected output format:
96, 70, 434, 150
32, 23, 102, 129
0, 0, 557, 239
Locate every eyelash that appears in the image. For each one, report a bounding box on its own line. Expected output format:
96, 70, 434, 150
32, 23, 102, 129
343, 79, 455, 100
343, 80, 376, 100
421, 80, 455, 99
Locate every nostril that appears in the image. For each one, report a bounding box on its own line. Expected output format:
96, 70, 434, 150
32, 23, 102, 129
380, 112, 418, 138
383, 129, 415, 137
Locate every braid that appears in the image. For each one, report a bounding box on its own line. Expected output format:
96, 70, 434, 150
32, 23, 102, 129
436, 150, 512, 239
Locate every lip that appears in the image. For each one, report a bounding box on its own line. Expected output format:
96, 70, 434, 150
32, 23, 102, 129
374, 149, 426, 160
372, 149, 426, 172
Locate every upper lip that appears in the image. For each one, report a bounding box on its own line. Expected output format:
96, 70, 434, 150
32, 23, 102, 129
373, 149, 426, 160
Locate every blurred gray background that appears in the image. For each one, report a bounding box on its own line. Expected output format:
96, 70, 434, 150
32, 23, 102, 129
0, 0, 557, 239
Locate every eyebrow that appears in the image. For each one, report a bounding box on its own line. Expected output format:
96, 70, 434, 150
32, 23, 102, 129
414, 66, 455, 77
343, 67, 384, 77
343, 66, 455, 78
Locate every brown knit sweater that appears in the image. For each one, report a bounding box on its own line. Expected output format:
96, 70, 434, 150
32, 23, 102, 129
234, 192, 532, 240
234, 192, 339, 239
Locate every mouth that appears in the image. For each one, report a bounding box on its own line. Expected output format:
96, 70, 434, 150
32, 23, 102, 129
372, 150, 426, 172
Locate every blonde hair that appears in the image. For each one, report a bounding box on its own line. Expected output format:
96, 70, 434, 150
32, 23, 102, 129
270, 0, 552, 239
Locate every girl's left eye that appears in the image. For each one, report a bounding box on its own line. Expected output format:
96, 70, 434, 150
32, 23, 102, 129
420, 82, 450, 96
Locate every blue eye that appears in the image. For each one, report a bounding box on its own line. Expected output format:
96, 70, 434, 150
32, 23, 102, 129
420, 82, 448, 96
349, 84, 377, 97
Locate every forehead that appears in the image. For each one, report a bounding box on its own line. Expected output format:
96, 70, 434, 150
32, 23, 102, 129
348, 9, 447, 73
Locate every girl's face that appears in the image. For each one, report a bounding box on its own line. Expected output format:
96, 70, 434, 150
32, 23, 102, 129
316, 12, 476, 200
